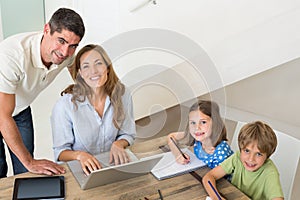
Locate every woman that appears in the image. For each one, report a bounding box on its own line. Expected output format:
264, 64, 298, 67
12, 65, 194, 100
51, 44, 136, 175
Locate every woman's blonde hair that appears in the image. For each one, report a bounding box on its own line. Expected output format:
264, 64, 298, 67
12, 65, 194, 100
61, 44, 125, 129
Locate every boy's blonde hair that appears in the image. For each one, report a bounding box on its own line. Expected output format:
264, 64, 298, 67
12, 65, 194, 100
238, 121, 277, 158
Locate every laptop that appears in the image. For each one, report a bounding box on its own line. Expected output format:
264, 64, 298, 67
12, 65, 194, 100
67, 149, 163, 190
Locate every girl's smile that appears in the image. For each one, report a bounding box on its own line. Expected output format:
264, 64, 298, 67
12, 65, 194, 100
188, 110, 212, 143
194, 131, 205, 137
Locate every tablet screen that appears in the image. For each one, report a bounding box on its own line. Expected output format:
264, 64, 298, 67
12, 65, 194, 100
12, 176, 65, 200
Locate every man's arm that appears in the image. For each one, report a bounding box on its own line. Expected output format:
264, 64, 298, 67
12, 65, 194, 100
0, 92, 65, 175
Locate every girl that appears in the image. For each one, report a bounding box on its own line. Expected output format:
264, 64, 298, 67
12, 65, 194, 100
168, 100, 233, 168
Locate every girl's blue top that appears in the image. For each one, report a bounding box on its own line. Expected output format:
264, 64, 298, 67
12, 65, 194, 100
194, 140, 233, 168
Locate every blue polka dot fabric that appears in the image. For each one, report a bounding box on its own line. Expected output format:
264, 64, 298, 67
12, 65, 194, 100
194, 140, 233, 169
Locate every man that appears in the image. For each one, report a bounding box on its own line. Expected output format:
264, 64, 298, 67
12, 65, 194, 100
0, 8, 85, 178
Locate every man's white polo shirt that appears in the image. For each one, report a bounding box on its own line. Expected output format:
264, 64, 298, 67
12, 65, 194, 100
0, 32, 74, 116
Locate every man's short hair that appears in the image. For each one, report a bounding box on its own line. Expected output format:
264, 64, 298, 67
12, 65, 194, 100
48, 8, 85, 40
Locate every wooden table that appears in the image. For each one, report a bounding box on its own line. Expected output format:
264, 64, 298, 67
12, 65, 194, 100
0, 137, 250, 200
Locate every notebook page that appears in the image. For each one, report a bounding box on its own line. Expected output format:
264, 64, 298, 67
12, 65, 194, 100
151, 148, 206, 180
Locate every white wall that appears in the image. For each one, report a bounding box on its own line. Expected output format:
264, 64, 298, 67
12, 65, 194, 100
117, 0, 300, 114
54, 0, 300, 118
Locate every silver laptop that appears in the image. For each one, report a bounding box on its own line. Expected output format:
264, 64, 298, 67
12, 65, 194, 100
67, 149, 163, 190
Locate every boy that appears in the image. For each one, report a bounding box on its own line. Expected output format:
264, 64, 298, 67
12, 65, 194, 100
203, 121, 284, 200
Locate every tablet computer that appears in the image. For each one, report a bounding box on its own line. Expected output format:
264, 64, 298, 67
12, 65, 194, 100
12, 176, 65, 200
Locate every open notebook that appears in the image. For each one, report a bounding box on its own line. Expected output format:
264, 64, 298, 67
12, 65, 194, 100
151, 148, 206, 180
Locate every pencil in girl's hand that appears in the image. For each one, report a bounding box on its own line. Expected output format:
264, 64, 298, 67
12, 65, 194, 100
170, 137, 188, 160
208, 180, 222, 200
